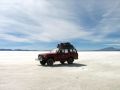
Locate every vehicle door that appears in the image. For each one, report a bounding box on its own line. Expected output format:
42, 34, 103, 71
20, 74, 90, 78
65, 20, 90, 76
56, 49, 65, 61
63, 49, 69, 60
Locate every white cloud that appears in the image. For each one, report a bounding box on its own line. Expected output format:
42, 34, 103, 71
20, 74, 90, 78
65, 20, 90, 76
0, 33, 29, 42
0, 0, 93, 42
0, 0, 120, 44
38, 18, 92, 41
83, 0, 120, 43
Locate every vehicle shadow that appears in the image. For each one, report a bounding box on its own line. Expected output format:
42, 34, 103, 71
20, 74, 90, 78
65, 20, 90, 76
38, 63, 87, 67
52, 63, 87, 67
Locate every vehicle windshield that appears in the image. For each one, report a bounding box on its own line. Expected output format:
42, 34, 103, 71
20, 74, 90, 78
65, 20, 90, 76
50, 48, 58, 53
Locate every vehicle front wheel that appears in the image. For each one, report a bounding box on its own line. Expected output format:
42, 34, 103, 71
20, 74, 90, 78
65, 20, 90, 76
47, 58, 54, 66
67, 58, 74, 64
40, 60, 46, 65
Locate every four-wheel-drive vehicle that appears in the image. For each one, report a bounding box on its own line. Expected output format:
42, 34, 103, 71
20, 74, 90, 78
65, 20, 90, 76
37, 42, 78, 66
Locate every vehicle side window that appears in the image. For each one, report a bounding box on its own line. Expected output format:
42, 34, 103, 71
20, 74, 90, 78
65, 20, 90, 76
62, 49, 65, 53
58, 50, 61, 53
73, 49, 77, 53
70, 49, 73, 52
59, 49, 64, 53
64, 49, 68, 53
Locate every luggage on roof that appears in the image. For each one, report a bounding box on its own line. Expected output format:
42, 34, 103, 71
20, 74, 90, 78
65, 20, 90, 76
57, 42, 75, 49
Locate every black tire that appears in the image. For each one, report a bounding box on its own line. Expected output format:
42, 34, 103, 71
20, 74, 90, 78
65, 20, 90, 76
67, 58, 74, 64
60, 61, 65, 64
40, 60, 46, 65
47, 58, 54, 66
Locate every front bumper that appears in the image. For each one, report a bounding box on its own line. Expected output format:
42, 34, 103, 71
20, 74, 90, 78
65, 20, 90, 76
35, 55, 42, 61
35, 58, 39, 61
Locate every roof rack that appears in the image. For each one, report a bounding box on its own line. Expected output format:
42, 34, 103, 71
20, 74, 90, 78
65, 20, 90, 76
57, 42, 75, 49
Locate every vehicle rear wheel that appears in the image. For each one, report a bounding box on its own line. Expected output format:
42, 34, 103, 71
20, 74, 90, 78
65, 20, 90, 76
60, 61, 65, 64
47, 58, 54, 66
40, 60, 46, 65
67, 58, 74, 64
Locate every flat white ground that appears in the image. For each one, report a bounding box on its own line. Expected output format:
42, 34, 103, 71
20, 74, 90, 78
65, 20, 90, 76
0, 51, 120, 90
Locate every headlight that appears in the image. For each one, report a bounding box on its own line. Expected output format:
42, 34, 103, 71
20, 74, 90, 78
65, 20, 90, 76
38, 55, 42, 60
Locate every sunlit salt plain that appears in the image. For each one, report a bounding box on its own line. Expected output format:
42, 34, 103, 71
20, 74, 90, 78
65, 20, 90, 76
0, 51, 120, 90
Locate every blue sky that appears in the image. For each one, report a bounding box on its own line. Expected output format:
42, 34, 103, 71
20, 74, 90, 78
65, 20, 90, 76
0, 0, 120, 50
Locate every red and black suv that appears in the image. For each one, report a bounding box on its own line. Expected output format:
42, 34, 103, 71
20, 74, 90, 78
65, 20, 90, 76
37, 42, 78, 66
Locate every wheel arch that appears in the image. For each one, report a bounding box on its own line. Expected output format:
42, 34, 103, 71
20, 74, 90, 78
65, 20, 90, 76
47, 57, 55, 62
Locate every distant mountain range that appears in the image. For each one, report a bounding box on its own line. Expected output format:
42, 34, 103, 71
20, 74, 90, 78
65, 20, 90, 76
96, 47, 120, 51
0, 47, 120, 51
